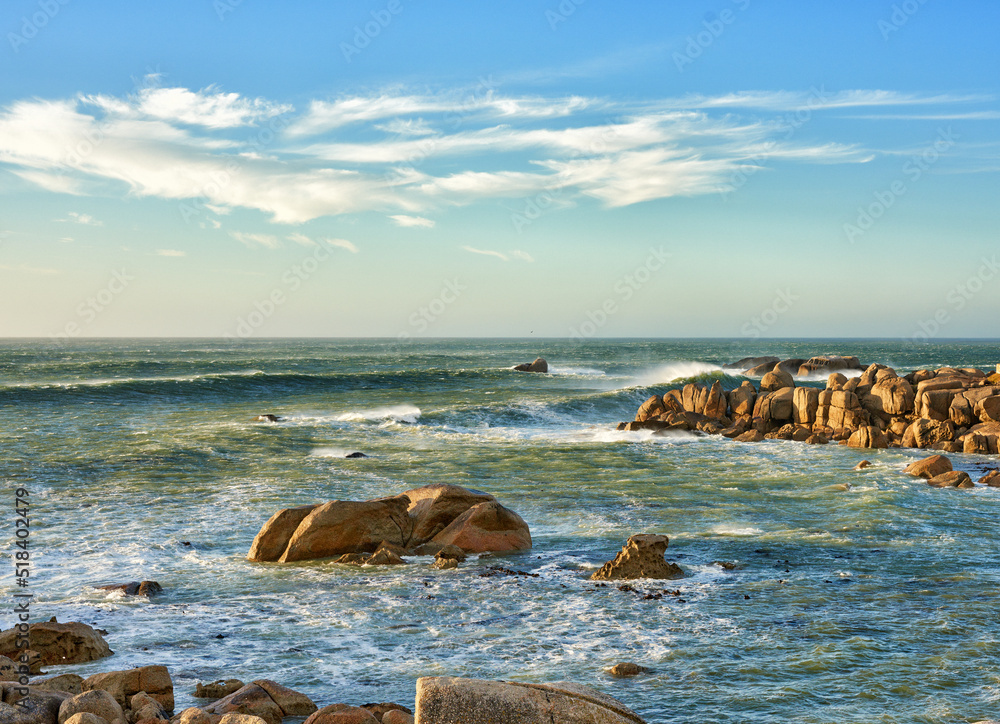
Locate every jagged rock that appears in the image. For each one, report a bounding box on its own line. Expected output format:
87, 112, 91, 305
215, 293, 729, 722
847, 426, 888, 449
606, 663, 651, 678
902, 418, 955, 448
927, 471, 973, 488
414, 678, 646, 724
513, 358, 548, 373
83, 666, 173, 712
0, 621, 112, 667
904, 455, 952, 479
591, 535, 682, 581
59, 691, 125, 724
701, 380, 728, 419
193, 680, 245, 700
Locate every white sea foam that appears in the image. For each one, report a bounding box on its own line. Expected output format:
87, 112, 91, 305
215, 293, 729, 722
632, 361, 726, 387
310, 447, 356, 458
335, 404, 421, 423
709, 524, 763, 536
548, 366, 607, 377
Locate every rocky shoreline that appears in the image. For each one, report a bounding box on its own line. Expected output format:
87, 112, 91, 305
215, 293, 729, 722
617, 355, 1000, 466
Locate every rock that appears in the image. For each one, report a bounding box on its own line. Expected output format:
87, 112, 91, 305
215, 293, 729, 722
869, 377, 915, 416
429, 501, 531, 554
775, 358, 807, 376
0, 621, 112, 667
201, 685, 282, 724
927, 471, 973, 488
591, 534, 682, 581
513, 358, 548, 373
435, 544, 467, 562
130, 693, 166, 722
606, 663, 651, 678
176, 709, 212, 724
360, 703, 412, 721
0, 658, 15, 684
980, 395, 1000, 423
634, 396, 666, 423
277, 495, 413, 563
805, 434, 828, 444
902, 418, 955, 448
414, 677, 646, 724
743, 361, 778, 376
94, 581, 162, 597
253, 415, 280, 423
730, 356, 778, 371
246, 505, 321, 563
82, 667, 172, 713
250, 681, 316, 718
980, 469, 1000, 486
754, 387, 794, 425
701, 381, 728, 419
432, 557, 458, 570
404, 484, 496, 548
16, 651, 42, 675
792, 387, 819, 426
1, 687, 69, 724
847, 426, 888, 449
218, 715, 268, 724
303, 704, 378, 724
193, 681, 245, 700
798, 356, 862, 376
734, 430, 764, 443
363, 543, 408, 566
59, 691, 125, 724
62, 715, 109, 724
760, 369, 794, 393
965, 433, 992, 454
826, 373, 848, 391
854, 460, 871, 470
904, 455, 953, 479
381, 713, 414, 724
32, 676, 85, 696
344, 452, 368, 459
727, 382, 757, 417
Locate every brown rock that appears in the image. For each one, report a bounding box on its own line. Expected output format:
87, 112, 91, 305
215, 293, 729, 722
217, 715, 267, 724
979, 469, 1000, 486
870, 377, 915, 416
792, 387, 819, 426
193, 681, 245, 700
83, 667, 173, 713
979, 395, 1000, 423
805, 434, 828, 444
1, 687, 69, 724
202, 686, 281, 724
760, 369, 794, 393
94, 581, 162, 597
364, 543, 408, 566
429, 501, 531, 553
403, 484, 495, 547
62, 715, 108, 724
847, 426, 888, 449
902, 418, 955, 448
701, 380, 728, 419
854, 460, 871, 470
251, 681, 316, 717
303, 704, 378, 724
278, 495, 413, 563
381, 712, 414, 724
826, 373, 848, 390
903, 455, 952, 479
246, 505, 321, 563
32, 676, 85, 696
754, 388, 794, 425
176, 708, 212, 724
727, 382, 757, 417
360, 703, 412, 721
634, 395, 665, 422
513, 358, 548, 373
606, 663, 651, 678
591, 534, 682, 581
964, 433, 992, 454
59, 691, 125, 724
734, 430, 764, 443
798, 356, 862, 376
0, 622, 111, 668
130, 693, 166, 722
435, 544, 467, 562
927, 471, 973, 488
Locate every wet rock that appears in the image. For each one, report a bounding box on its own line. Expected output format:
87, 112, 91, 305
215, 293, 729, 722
730, 356, 778, 371
734, 430, 764, 443
59, 691, 125, 724
798, 356, 862, 376
902, 418, 955, 448
903, 455, 953, 480
276, 496, 413, 563
854, 460, 871, 470
513, 358, 548, 373
979, 469, 1000, 486
414, 677, 646, 724
805, 434, 828, 444
428, 501, 532, 554
304, 704, 378, 724
606, 663, 651, 678
251, 680, 316, 717
0, 621, 112, 667
83, 666, 173, 712
193, 680, 245, 700
246, 505, 321, 563
760, 369, 794, 393
253, 415, 281, 423
344, 452, 368, 459
727, 381, 757, 417
1, 686, 69, 724
634, 395, 666, 423
201, 685, 282, 724
130, 692, 166, 722
404, 484, 496, 548
927, 471, 973, 488
591, 535, 683, 581
360, 703, 412, 721
94, 581, 162, 597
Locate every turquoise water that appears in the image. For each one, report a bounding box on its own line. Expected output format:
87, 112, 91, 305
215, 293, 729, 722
3, 338, 1000, 723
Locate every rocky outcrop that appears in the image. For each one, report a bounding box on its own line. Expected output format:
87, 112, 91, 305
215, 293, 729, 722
201, 681, 315, 724
797, 356, 862, 376
513, 358, 548, 373
591, 535, 682, 581
0, 621, 112, 667
249, 485, 530, 563
83, 666, 173, 712
1, 684, 69, 724
414, 677, 646, 724
606, 663, 651, 678
927, 471, 974, 488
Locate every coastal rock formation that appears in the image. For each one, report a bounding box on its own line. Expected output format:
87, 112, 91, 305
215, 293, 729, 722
927, 471, 974, 488
513, 358, 548, 373
248, 485, 530, 563
83, 666, 173, 712
797, 356, 862, 376
0, 620, 112, 666
591, 535, 683, 581
847, 426, 888, 449
414, 677, 646, 724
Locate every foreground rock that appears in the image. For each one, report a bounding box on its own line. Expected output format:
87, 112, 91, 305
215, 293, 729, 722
83, 665, 173, 711
591, 535, 683, 581
513, 357, 548, 373
904, 455, 953, 479
59, 690, 126, 724
415, 677, 646, 724
0, 683, 69, 724
248, 484, 530, 563
201, 681, 316, 724
0, 620, 112, 666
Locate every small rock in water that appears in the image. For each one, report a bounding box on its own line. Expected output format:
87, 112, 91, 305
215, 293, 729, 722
254, 414, 281, 423
512, 357, 548, 373
95, 580, 162, 597
606, 662, 651, 678
344, 451, 368, 458
591, 534, 683, 581
979, 469, 1000, 487
854, 460, 871, 470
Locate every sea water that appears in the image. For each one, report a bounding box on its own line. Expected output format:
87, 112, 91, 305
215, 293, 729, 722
2, 338, 1000, 723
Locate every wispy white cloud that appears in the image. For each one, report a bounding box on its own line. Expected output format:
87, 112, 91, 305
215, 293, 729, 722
57, 211, 103, 226
323, 238, 358, 253
461, 245, 533, 262
230, 231, 282, 249
83, 85, 292, 128
390, 214, 435, 228
0, 263, 59, 275
155, 249, 186, 257
510, 250, 534, 262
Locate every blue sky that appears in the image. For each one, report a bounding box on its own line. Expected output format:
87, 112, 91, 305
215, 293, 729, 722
1, 0, 998, 339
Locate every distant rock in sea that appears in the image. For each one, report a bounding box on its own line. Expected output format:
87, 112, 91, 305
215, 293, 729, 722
513, 357, 548, 373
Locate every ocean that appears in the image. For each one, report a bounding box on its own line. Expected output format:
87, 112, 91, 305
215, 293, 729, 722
3, 338, 1000, 723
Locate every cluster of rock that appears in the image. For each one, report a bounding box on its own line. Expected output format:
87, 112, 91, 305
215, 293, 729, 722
904, 454, 999, 489
619, 355, 1000, 455
247, 484, 531, 564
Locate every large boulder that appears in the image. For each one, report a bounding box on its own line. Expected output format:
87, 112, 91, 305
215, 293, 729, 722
730, 356, 777, 371
978, 395, 1000, 423
414, 677, 646, 724
792, 387, 819, 426
428, 502, 531, 554
927, 471, 974, 488
591, 535, 682, 581
727, 382, 757, 417
753, 388, 794, 426
278, 496, 412, 563
513, 358, 548, 373
83, 666, 173, 712
250, 681, 316, 718
869, 377, 915, 416
760, 369, 794, 393
0, 621, 111, 666
902, 419, 955, 449
0, 686, 69, 724
903, 455, 952, 479
58, 691, 125, 724
634, 396, 665, 423
699, 381, 728, 419
201, 685, 282, 724
847, 426, 888, 449
246, 505, 320, 562
404, 484, 496, 547
304, 705, 378, 724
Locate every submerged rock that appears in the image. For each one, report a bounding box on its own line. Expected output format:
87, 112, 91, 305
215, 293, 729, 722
94, 581, 162, 597
253, 415, 281, 423
344, 452, 368, 459
591, 535, 683, 581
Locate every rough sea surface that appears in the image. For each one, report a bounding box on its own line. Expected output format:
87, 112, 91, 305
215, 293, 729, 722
2, 338, 1000, 723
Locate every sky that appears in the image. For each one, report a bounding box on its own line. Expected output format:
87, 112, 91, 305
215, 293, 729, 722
1, 0, 998, 340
